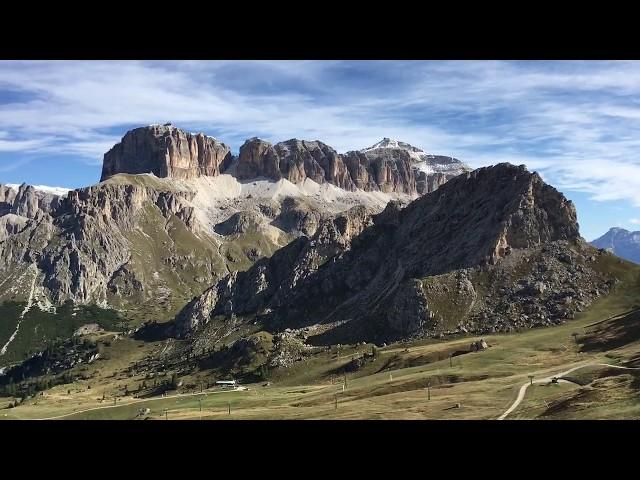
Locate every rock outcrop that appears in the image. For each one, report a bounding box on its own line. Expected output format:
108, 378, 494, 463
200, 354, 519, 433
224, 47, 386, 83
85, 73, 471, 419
0, 185, 17, 215
99, 126, 469, 198
236, 138, 419, 195
234, 136, 471, 195
342, 150, 416, 194
0, 183, 62, 219
172, 204, 375, 338
236, 138, 359, 191
360, 138, 471, 194
173, 163, 612, 345
0, 177, 228, 319
100, 124, 233, 181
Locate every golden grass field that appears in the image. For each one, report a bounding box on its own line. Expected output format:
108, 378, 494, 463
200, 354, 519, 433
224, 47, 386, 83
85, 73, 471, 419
2, 256, 639, 420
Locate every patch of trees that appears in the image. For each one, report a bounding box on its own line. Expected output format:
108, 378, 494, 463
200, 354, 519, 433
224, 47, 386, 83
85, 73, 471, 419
0, 336, 102, 399
0, 372, 75, 402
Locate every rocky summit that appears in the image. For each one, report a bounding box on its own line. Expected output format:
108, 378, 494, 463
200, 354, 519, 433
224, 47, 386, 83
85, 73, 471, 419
172, 163, 615, 346
101, 125, 470, 195
101, 124, 234, 181
236, 138, 419, 194
591, 227, 640, 264
361, 138, 469, 194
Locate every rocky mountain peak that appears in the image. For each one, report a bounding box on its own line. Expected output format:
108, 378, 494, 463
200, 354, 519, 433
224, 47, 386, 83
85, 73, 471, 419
99, 125, 471, 197
172, 162, 589, 343
0, 182, 62, 219
592, 226, 640, 264
359, 138, 472, 194
362, 137, 423, 153
100, 124, 234, 182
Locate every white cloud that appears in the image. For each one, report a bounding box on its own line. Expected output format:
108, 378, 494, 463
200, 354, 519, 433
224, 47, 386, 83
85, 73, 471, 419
0, 138, 51, 152
630, 218, 640, 225
2, 60, 640, 209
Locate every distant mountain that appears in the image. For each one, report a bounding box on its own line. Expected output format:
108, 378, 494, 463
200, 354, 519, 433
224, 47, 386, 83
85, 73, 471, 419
99, 125, 471, 196
591, 227, 640, 264
5, 184, 71, 197
359, 138, 471, 194
361, 137, 469, 176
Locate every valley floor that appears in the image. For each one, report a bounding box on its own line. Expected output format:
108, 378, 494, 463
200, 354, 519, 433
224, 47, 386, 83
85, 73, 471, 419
2, 261, 639, 421
2, 313, 638, 420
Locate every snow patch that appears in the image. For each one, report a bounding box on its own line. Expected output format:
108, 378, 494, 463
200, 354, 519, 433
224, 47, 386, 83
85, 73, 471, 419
6, 183, 71, 197
361, 138, 471, 176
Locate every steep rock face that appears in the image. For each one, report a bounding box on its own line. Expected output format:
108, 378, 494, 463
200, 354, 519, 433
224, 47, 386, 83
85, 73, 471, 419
357, 148, 416, 194
361, 138, 471, 194
236, 138, 358, 191
0, 185, 17, 215
67, 182, 196, 232
99, 126, 467, 198
100, 124, 233, 181
341, 151, 382, 191
0, 184, 62, 219
11, 184, 40, 218
234, 138, 282, 180
416, 171, 448, 194
0, 178, 223, 317
236, 138, 417, 194
37, 182, 204, 304
591, 227, 640, 264
173, 163, 595, 343
172, 204, 375, 338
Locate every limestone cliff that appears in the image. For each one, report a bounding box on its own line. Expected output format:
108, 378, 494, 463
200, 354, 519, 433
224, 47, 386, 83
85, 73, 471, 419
100, 124, 233, 181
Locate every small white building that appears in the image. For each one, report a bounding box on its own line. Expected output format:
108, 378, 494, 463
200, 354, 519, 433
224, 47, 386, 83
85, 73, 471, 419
216, 380, 237, 389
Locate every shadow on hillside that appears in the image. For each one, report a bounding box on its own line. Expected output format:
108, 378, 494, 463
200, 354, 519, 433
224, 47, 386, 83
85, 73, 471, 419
580, 308, 640, 352
133, 322, 172, 342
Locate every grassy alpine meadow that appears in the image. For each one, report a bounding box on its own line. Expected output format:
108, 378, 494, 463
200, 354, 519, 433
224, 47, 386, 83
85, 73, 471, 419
2, 257, 639, 420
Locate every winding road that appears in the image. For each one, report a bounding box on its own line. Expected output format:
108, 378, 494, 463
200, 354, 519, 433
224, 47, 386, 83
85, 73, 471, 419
28, 387, 248, 420
497, 363, 640, 420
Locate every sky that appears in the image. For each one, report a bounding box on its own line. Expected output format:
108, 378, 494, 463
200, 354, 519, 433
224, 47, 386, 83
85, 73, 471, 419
1, 60, 640, 241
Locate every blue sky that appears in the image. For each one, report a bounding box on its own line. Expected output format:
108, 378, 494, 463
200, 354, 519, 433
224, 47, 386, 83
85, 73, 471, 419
1, 60, 640, 240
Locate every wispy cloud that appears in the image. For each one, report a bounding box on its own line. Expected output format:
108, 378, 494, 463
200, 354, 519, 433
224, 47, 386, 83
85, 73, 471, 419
2, 60, 640, 210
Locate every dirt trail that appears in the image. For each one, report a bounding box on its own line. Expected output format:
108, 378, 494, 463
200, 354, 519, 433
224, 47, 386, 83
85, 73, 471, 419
497, 363, 640, 420
31, 388, 249, 420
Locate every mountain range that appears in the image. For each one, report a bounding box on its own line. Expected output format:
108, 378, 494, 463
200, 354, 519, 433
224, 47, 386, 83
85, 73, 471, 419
0, 124, 469, 360
1, 124, 639, 421
591, 227, 640, 264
